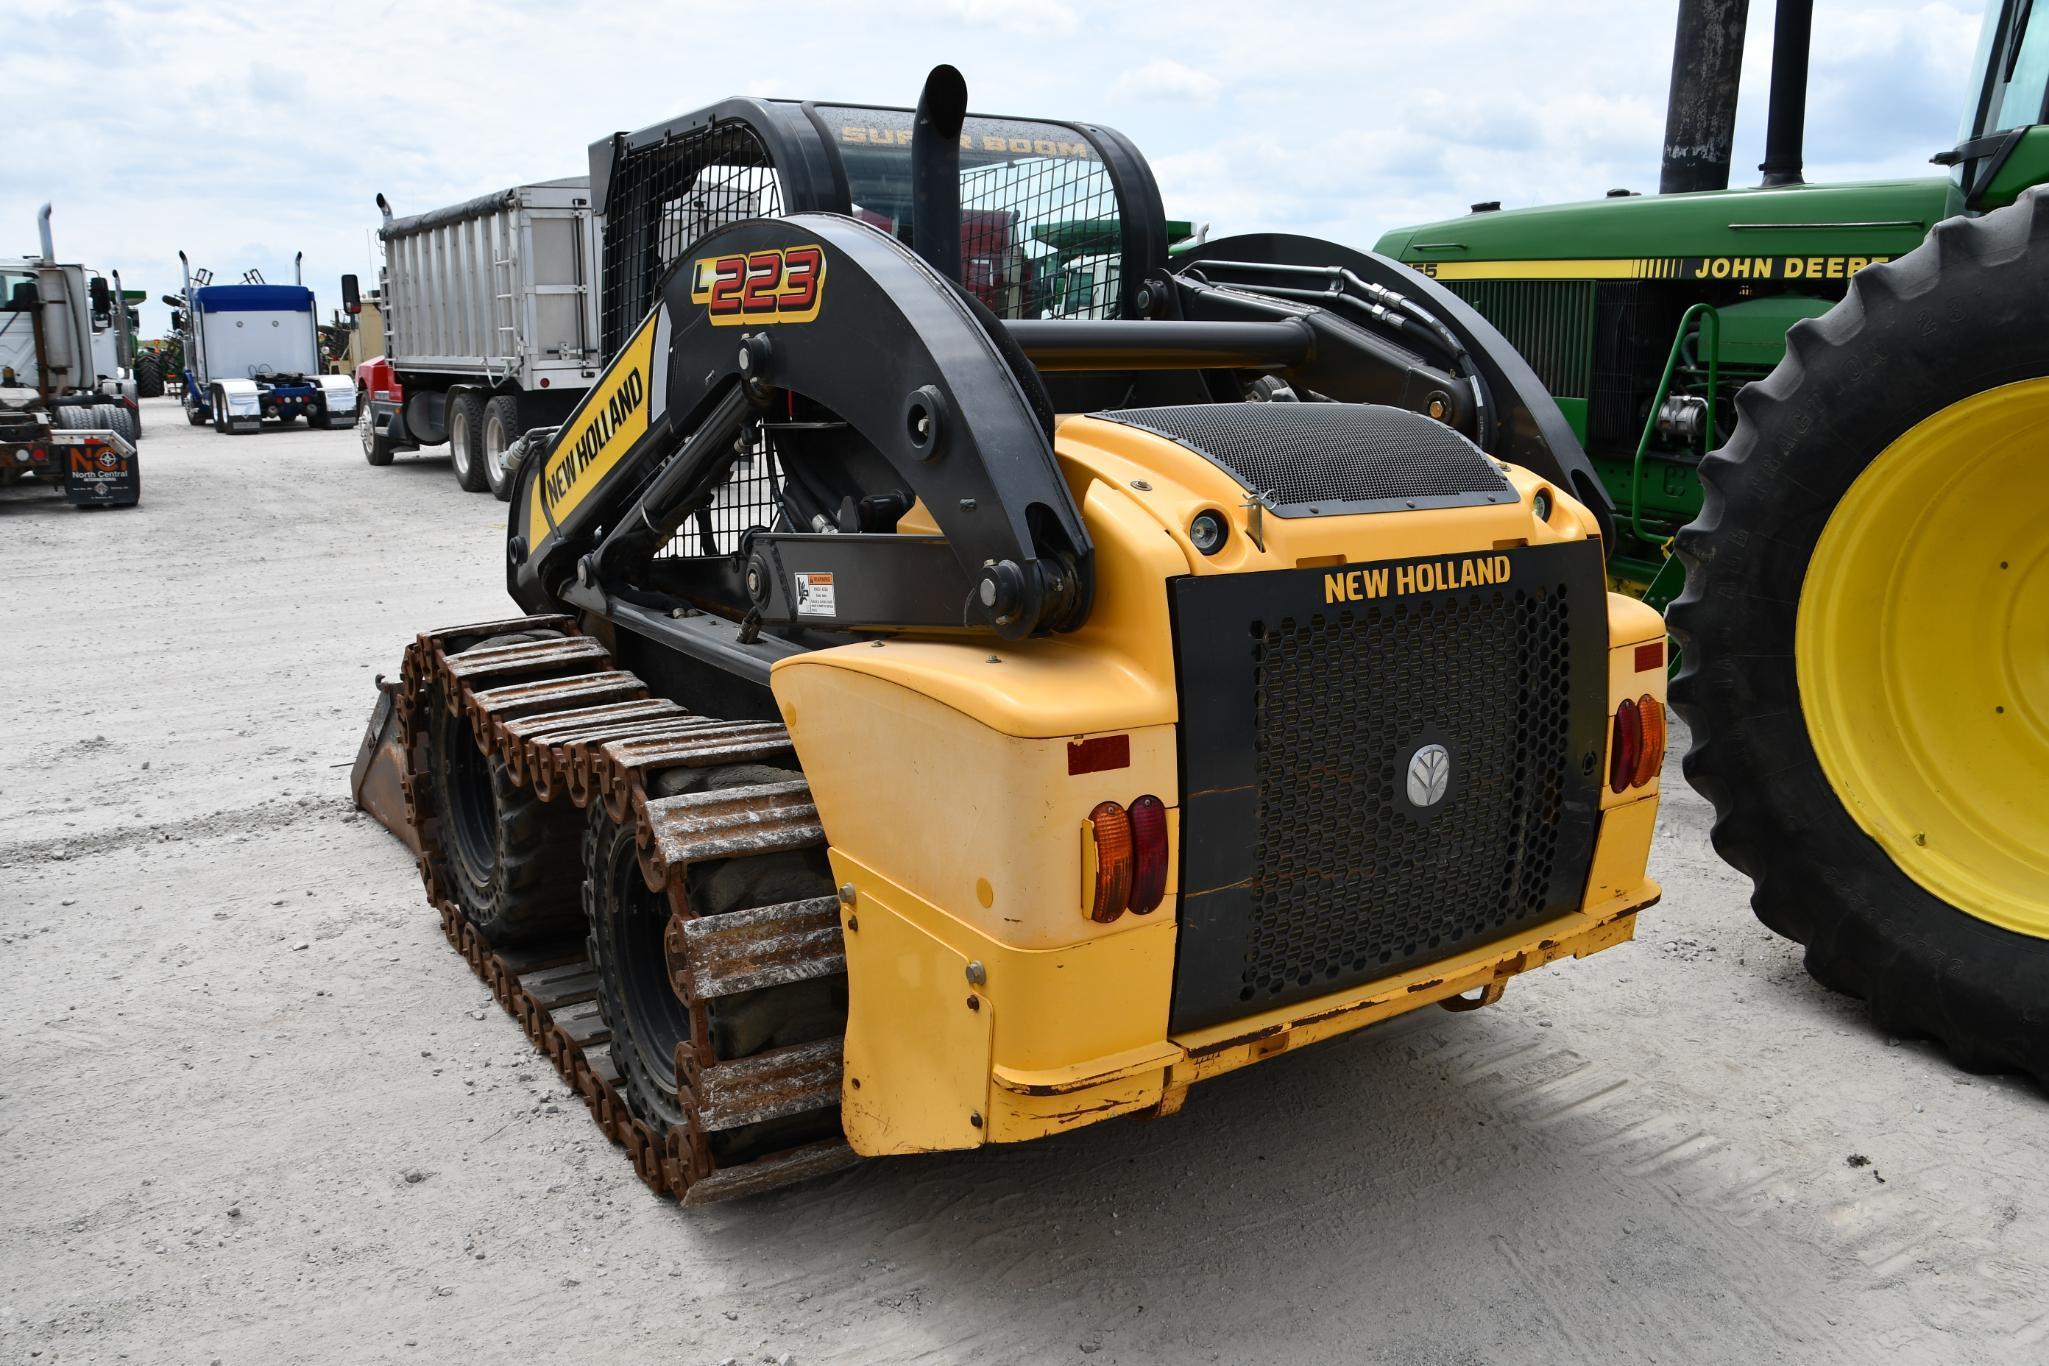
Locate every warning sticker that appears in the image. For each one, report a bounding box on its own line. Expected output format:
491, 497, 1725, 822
793, 571, 837, 618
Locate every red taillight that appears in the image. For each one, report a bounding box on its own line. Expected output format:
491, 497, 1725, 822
1610, 695, 1665, 793
1127, 795, 1168, 914
1633, 693, 1666, 788
1087, 801, 1133, 923
1609, 698, 1642, 794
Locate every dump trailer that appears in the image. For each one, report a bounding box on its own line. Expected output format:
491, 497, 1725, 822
2, 206, 142, 507
173, 252, 357, 434
351, 178, 601, 498
354, 68, 1666, 1202
1377, 0, 2049, 1083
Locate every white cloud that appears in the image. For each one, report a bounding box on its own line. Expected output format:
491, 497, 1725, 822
4, 0, 1988, 344
1112, 59, 1223, 104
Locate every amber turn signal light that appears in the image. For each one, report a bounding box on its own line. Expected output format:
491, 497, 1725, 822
1087, 801, 1134, 923
1609, 695, 1665, 794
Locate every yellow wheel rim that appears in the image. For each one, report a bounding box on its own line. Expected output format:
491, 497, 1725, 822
1798, 377, 2049, 939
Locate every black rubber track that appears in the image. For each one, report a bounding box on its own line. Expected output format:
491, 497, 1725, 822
425, 631, 586, 947
1669, 188, 2049, 1085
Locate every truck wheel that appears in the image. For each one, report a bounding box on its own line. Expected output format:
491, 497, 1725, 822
91, 403, 137, 444
210, 388, 230, 434
51, 405, 90, 430
185, 397, 208, 426
426, 631, 586, 946
482, 395, 520, 501
1670, 189, 2049, 1084
358, 390, 394, 465
447, 391, 487, 492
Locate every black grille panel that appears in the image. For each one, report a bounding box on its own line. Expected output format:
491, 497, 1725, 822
1094, 404, 1512, 516
1243, 588, 1570, 1000
1168, 543, 1607, 1033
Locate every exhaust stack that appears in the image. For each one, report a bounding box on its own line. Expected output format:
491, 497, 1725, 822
910, 65, 968, 286
36, 203, 55, 262
1758, 0, 1812, 186
1660, 0, 1751, 194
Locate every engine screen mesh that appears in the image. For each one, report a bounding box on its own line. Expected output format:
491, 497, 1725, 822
1094, 403, 1512, 515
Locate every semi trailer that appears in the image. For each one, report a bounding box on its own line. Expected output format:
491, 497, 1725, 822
171, 253, 356, 435
351, 178, 602, 497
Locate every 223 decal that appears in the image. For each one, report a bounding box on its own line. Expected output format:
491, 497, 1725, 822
690, 244, 826, 325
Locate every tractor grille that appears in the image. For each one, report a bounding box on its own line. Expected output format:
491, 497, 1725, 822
1168, 543, 1607, 1032
1095, 404, 1512, 516
1245, 589, 1569, 999
1445, 280, 1596, 400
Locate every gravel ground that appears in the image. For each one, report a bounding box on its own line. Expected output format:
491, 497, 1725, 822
2, 396, 2044, 1365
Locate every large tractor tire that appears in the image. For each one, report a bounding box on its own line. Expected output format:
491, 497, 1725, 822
1670, 189, 2049, 1083
134, 352, 164, 398
447, 390, 488, 493
424, 630, 586, 946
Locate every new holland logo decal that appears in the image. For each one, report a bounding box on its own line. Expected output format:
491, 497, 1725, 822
1322, 554, 1512, 604
526, 310, 659, 549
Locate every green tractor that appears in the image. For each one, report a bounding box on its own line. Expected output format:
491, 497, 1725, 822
1378, 0, 2048, 1082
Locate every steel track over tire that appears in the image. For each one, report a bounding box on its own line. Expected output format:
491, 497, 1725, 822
1670, 189, 2049, 1084
586, 759, 846, 1165
394, 615, 859, 1199
426, 631, 586, 947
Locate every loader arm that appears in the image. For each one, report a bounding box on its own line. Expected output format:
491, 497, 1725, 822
510, 213, 1090, 641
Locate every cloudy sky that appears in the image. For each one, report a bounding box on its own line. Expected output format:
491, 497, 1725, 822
8, 0, 1986, 340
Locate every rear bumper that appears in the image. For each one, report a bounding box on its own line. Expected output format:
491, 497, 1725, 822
989, 870, 1657, 1143
835, 790, 1661, 1156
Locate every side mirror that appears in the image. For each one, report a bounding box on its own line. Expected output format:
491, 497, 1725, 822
341, 274, 361, 316
160, 293, 184, 309
8, 281, 36, 310
171, 309, 188, 332
90, 276, 111, 314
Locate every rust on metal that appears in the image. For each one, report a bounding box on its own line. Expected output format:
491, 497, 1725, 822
377, 615, 857, 1205
635, 780, 824, 890
679, 1138, 860, 1207
677, 896, 845, 1000
684, 1036, 845, 1132
351, 677, 421, 855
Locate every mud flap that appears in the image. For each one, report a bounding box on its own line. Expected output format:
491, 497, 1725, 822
352, 676, 421, 855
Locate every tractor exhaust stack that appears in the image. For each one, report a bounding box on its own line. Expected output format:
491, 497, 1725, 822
1758, 0, 1812, 186
1660, 0, 1751, 194
911, 64, 968, 286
